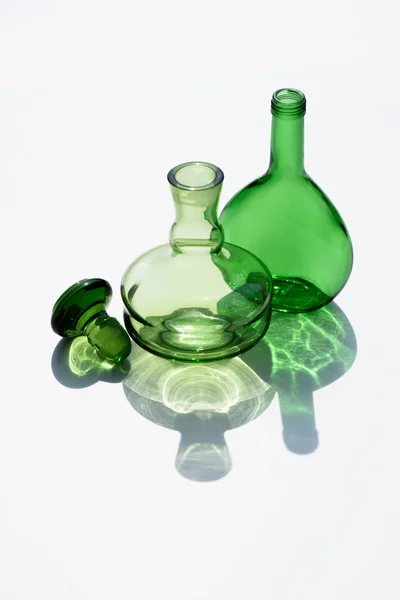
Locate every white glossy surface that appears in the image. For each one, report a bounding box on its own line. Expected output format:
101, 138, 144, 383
1, 1, 400, 599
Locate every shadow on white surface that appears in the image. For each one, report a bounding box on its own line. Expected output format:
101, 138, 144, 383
51, 302, 357, 480
243, 302, 357, 453
52, 337, 130, 388
123, 348, 276, 482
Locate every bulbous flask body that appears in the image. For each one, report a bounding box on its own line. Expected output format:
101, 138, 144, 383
121, 162, 273, 361
220, 89, 353, 313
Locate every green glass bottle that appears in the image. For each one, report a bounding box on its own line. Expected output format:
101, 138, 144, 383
220, 89, 353, 313
121, 161, 273, 362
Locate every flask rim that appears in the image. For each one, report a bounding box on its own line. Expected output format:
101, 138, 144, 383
271, 88, 306, 117
168, 161, 224, 191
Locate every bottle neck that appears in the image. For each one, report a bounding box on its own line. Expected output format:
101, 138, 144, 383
269, 115, 305, 174
169, 186, 224, 255
169, 196, 223, 253
175, 414, 231, 481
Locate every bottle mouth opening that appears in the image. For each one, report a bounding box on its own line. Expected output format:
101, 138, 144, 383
271, 88, 306, 117
168, 161, 224, 191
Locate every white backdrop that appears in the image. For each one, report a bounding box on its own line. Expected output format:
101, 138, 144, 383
1, 2, 399, 599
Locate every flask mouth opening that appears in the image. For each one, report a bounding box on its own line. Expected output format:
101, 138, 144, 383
168, 161, 224, 191
271, 88, 306, 117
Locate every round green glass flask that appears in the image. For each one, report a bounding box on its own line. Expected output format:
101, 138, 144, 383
121, 161, 273, 362
220, 89, 353, 313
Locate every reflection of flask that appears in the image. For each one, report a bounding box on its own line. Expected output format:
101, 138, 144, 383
121, 161, 273, 362
220, 89, 353, 313
123, 344, 275, 481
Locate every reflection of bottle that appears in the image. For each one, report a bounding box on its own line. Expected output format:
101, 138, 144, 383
174, 413, 232, 482
121, 161, 273, 362
242, 303, 357, 454
279, 391, 319, 455
220, 89, 353, 313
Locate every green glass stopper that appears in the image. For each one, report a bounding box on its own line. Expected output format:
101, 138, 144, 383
51, 278, 132, 363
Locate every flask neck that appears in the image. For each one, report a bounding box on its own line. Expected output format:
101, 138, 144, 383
168, 162, 224, 254
269, 115, 305, 174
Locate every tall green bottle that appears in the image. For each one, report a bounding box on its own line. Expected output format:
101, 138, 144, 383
220, 89, 353, 313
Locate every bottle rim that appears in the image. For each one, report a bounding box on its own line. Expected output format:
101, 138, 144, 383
168, 161, 224, 191
271, 89, 306, 117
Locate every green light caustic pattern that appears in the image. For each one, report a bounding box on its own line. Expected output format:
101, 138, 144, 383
51, 337, 130, 389
242, 302, 357, 454
123, 344, 276, 481
269, 304, 356, 453
68, 337, 116, 376
220, 88, 353, 313
267, 304, 357, 391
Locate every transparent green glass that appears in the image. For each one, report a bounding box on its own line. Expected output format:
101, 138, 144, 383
121, 162, 273, 362
220, 89, 353, 313
51, 278, 132, 363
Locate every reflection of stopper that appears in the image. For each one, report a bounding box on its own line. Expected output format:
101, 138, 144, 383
51, 278, 131, 363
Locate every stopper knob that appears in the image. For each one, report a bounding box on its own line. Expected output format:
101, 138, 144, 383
51, 278, 131, 363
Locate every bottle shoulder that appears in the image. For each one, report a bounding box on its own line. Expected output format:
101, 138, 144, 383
221, 169, 349, 231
